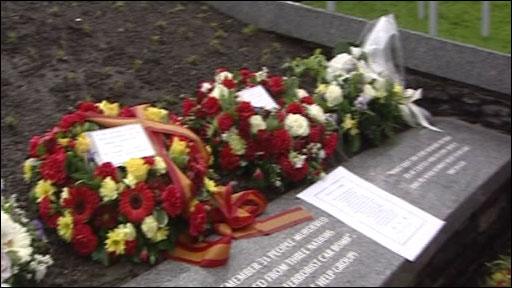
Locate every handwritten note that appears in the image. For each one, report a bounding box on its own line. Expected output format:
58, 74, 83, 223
297, 166, 445, 261
237, 85, 280, 110
86, 124, 155, 166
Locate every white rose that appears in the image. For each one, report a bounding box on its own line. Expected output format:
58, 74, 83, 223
357, 61, 380, 83
141, 216, 158, 239
284, 114, 310, 137
200, 82, 213, 93
210, 84, 229, 99
249, 115, 267, 134
373, 78, 388, 98
307, 104, 326, 123
215, 71, 233, 83
324, 84, 343, 107
326, 53, 358, 81
296, 89, 310, 99
350, 46, 363, 59
255, 67, 268, 82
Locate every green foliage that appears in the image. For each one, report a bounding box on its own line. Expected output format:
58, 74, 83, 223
283, 49, 327, 84
283, 77, 300, 104
242, 24, 258, 36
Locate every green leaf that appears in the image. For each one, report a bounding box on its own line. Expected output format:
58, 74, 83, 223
348, 134, 361, 154
92, 246, 110, 266
333, 41, 352, 57
265, 114, 280, 131
153, 209, 169, 227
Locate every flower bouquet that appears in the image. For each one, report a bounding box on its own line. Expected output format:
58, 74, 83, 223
23, 101, 311, 267
2, 193, 53, 286
181, 67, 338, 192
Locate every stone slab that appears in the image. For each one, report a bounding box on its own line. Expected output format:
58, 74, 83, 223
123, 118, 510, 287
206, 1, 511, 97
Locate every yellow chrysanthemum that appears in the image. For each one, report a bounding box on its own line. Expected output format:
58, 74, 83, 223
23, 158, 36, 182
315, 84, 328, 95
153, 227, 169, 242
123, 174, 138, 188
204, 178, 219, 194
124, 158, 150, 182
105, 228, 127, 255
153, 156, 167, 175
141, 215, 158, 240
144, 107, 169, 123
342, 114, 360, 136
34, 180, 56, 202
393, 83, 404, 96
99, 176, 119, 202
74, 133, 90, 156
60, 187, 70, 206
57, 211, 74, 242
57, 138, 71, 147
169, 137, 189, 158
97, 100, 120, 117
118, 223, 136, 241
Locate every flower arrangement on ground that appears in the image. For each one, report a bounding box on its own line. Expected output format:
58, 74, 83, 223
1, 191, 53, 286
181, 67, 338, 192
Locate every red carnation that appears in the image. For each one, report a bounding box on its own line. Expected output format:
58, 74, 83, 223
222, 78, 237, 90
239, 67, 254, 82
72, 224, 98, 256
245, 141, 258, 160
276, 110, 287, 123
216, 112, 234, 132
201, 96, 221, 116
323, 133, 338, 157
59, 112, 86, 130
125, 240, 137, 256
29, 135, 42, 157
40, 149, 67, 184
94, 162, 118, 180
280, 157, 309, 182
77, 101, 100, 113
93, 203, 118, 230
63, 186, 100, 223
120, 107, 136, 117
119, 183, 155, 223
161, 185, 183, 217
300, 96, 315, 105
219, 145, 240, 171
309, 125, 325, 143
39, 196, 59, 228
271, 129, 292, 155
286, 102, 305, 115
189, 203, 207, 237
265, 76, 285, 96
236, 101, 255, 121
238, 119, 251, 139
182, 98, 197, 117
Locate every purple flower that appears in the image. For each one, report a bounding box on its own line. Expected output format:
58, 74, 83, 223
355, 95, 372, 111
31, 219, 47, 241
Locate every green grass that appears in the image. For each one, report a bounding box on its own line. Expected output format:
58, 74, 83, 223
303, 1, 511, 54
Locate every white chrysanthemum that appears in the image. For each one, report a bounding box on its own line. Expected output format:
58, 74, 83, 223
249, 115, 267, 134
255, 67, 268, 82
306, 104, 326, 123
141, 216, 158, 240
289, 152, 307, 169
324, 84, 343, 107
326, 53, 358, 81
200, 82, 213, 93
296, 89, 310, 99
29, 254, 53, 282
350, 46, 363, 59
215, 71, 233, 83
210, 84, 229, 99
1, 211, 33, 264
284, 114, 310, 137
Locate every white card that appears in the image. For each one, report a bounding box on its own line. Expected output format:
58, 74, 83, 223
86, 124, 156, 167
297, 166, 445, 261
237, 85, 280, 110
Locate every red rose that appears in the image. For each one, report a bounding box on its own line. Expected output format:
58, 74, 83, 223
94, 162, 118, 180
216, 112, 234, 132
120, 107, 135, 117
309, 125, 325, 143
236, 101, 255, 121
40, 149, 67, 184
189, 203, 207, 237
219, 145, 240, 171
279, 157, 309, 182
271, 129, 292, 155
77, 101, 100, 113
265, 76, 285, 96
29, 135, 42, 157
161, 185, 183, 217
222, 78, 237, 90
323, 132, 338, 157
286, 102, 305, 115
245, 141, 258, 160
238, 119, 251, 139
182, 98, 196, 117
239, 68, 254, 83
39, 196, 59, 228
201, 96, 221, 116
256, 130, 271, 155
72, 224, 98, 256
58, 112, 86, 130
300, 96, 315, 105
125, 240, 137, 256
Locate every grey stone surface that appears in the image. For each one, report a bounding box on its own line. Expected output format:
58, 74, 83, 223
206, 1, 511, 96
123, 118, 510, 287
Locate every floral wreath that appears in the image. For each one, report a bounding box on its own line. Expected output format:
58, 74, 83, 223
181, 67, 338, 192
23, 101, 311, 267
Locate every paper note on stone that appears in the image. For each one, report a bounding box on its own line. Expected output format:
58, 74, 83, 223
237, 85, 280, 110
86, 124, 155, 166
297, 166, 445, 261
